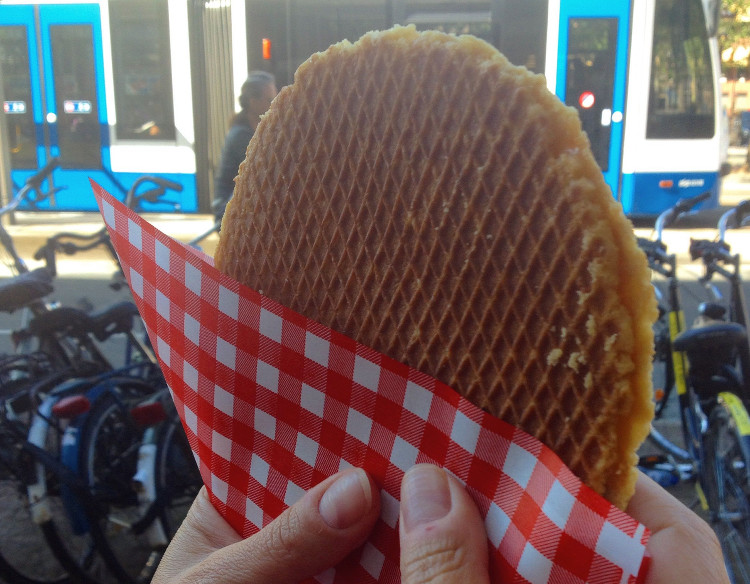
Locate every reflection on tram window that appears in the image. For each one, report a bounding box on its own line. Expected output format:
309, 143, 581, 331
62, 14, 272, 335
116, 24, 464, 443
647, 0, 715, 139
109, 0, 176, 141
0, 25, 37, 169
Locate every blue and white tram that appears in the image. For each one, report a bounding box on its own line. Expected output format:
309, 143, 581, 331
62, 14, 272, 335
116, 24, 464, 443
0, 0, 725, 216
0, 0, 248, 212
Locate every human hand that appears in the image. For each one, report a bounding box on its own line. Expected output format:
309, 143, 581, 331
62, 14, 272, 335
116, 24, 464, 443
626, 471, 730, 584
399, 463, 490, 583
155, 464, 720, 584
152, 468, 381, 583
152, 463, 490, 584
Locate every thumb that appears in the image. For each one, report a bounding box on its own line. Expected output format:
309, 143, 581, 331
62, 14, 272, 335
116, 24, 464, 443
155, 468, 381, 584
399, 464, 490, 584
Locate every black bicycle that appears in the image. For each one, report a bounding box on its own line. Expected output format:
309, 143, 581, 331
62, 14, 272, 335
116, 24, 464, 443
0, 169, 203, 584
639, 195, 750, 583
680, 201, 750, 583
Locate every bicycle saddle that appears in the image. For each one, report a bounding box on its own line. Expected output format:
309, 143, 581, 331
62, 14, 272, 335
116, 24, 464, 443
673, 322, 747, 353
0, 268, 53, 313
89, 301, 140, 341
27, 306, 97, 339
697, 302, 727, 320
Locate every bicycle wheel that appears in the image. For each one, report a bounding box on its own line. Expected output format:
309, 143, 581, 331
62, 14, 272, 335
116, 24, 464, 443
0, 477, 72, 584
704, 399, 750, 583
77, 389, 158, 584
0, 419, 104, 584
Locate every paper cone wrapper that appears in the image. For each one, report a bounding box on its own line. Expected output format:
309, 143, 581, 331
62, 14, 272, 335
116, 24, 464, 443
93, 183, 650, 583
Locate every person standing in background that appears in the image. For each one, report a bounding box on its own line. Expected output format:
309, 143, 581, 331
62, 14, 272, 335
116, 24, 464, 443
212, 71, 277, 221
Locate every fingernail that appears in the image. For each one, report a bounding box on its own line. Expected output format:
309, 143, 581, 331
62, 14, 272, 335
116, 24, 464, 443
319, 469, 373, 529
401, 464, 451, 533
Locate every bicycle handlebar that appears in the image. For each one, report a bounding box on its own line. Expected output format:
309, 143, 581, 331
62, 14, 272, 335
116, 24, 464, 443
718, 199, 750, 242
26, 157, 60, 190
654, 191, 711, 240
32, 227, 114, 278
639, 192, 710, 276
125, 176, 184, 211
689, 238, 732, 263
0, 157, 61, 217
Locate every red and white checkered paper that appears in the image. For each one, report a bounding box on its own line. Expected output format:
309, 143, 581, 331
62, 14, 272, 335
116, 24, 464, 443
93, 183, 650, 584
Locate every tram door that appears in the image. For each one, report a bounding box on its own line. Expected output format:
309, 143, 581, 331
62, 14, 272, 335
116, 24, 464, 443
556, 0, 630, 200
0, 4, 109, 210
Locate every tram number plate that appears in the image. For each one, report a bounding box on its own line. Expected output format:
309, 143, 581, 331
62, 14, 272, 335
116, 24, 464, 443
63, 100, 93, 114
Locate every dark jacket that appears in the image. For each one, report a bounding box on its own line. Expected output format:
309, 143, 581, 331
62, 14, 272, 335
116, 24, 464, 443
213, 120, 254, 217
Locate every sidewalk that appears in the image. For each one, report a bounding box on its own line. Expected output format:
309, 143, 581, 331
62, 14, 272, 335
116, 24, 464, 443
1, 211, 219, 278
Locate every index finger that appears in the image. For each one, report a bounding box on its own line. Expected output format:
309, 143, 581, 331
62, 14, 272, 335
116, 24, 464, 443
626, 472, 729, 584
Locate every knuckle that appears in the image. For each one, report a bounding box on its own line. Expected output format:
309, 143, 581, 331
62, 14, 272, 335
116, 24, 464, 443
401, 536, 470, 584
262, 506, 305, 560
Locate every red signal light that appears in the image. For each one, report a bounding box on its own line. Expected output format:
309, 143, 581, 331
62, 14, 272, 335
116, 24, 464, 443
579, 91, 595, 109
262, 38, 272, 60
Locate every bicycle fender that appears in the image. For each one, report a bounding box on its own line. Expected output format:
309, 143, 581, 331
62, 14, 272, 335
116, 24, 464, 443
719, 392, 750, 436
669, 310, 689, 396
60, 425, 90, 535
718, 392, 750, 484
26, 397, 56, 525
132, 440, 170, 547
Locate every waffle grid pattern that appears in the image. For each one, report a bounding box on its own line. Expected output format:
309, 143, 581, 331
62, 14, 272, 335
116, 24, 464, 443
217, 28, 653, 506
95, 185, 649, 583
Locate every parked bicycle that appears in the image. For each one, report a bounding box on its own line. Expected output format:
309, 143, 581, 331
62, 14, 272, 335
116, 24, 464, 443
0, 165, 200, 584
682, 201, 750, 582
639, 195, 750, 584
637, 192, 709, 483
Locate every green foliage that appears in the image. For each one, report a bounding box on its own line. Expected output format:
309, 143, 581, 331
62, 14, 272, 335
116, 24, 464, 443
721, 0, 750, 73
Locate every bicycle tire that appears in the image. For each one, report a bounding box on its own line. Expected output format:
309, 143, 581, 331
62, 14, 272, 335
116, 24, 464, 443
77, 389, 159, 584
0, 478, 73, 584
0, 419, 103, 584
704, 398, 750, 583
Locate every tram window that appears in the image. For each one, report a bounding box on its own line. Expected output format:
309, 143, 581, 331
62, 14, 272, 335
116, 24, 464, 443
0, 26, 37, 169
647, 0, 715, 139
495, 0, 549, 74
109, 0, 176, 141
565, 18, 617, 172
50, 25, 101, 169
405, 10, 492, 43
247, 0, 389, 87
246, 1, 288, 84
292, 2, 388, 82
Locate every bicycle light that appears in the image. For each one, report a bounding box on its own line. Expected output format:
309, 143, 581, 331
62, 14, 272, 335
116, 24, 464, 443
52, 395, 91, 419
130, 401, 167, 427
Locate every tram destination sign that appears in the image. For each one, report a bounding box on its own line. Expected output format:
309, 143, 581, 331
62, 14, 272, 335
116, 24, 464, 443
63, 100, 92, 114
3, 101, 26, 114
